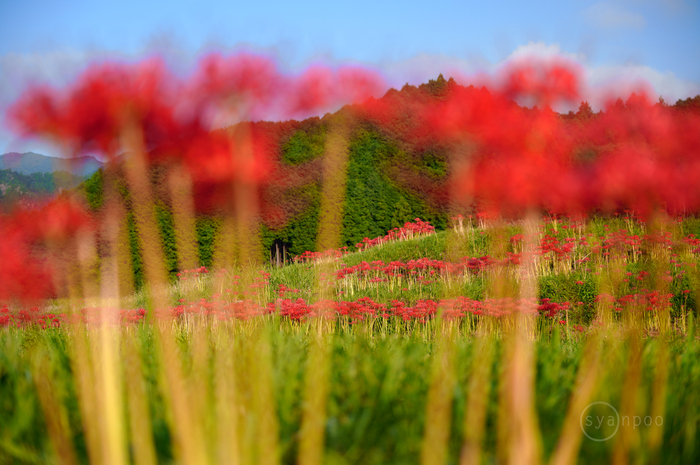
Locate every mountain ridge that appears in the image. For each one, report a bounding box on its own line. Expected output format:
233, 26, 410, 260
0, 152, 103, 177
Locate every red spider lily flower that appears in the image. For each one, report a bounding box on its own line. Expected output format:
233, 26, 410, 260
284, 64, 385, 118
420, 57, 700, 218
8, 53, 387, 231
37, 197, 93, 243
0, 197, 91, 304
186, 52, 282, 124
167, 127, 273, 187
286, 66, 335, 117
419, 69, 581, 216
584, 97, 700, 216
0, 228, 54, 304
0, 216, 49, 304
336, 67, 386, 105
8, 59, 180, 159
500, 59, 581, 107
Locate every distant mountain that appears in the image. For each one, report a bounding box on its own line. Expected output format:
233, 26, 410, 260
0, 152, 103, 177
0, 168, 88, 209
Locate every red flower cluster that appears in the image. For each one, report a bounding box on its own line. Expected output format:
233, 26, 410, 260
265, 297, 385, 322
0, 305, 64, 329
275, 298, 314, 320
263, 296, 570, 323
293, 248, 349, 264
0, 198, 92, 304
7, 284, 683, 331
614, 291, 674, 313
684, 234, 700, 255
539, 234, 578, 259
388, 297, 564, 321
8, 54, 385, 158
334, 256, 497, 282
175, 266, 209, 280
537, 298, 571, 318
356, 58, 700, 217
293, 219, 436, 264
355, 218, 435, 250
276, 284, 300, 298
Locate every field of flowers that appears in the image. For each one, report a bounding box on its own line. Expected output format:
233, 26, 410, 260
1, 52, 700, 465
1, 215, 700, 464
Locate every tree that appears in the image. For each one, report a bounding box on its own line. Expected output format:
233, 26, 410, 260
576, 101, 594, 120
391, 196, 413, 229
421, 74, 449, 97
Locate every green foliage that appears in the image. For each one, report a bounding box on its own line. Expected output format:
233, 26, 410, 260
263, 127, 446, 260
418, 73, 452, 98
576, 101, 594, 120
534, 336, 583, 458
342, 129, 441, 248
70, 123, 451, 274
267, 262, 317, 302
126, 210, 145, 290
419, 151, 448, 180
108, 176, 146, 290
390, 197, 413, 230
195, 217, 221, 269
674, 95, 700, 112
281, 125, 326, 165
0, 333, 49, 463
680, 215, 700, 238
343, 231, 447, 265
154, 202, 179, 279
262, 183, 322, 259
1, 326, 699, 464
80, 169, 103, 211
539, 274, 597, 323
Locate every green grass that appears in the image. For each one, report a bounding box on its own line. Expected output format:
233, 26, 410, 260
1, 322, 699, 464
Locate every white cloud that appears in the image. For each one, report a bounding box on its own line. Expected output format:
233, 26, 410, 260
584, 2, 647, 29
506, 43, 585, 63
584, 63, 700, 107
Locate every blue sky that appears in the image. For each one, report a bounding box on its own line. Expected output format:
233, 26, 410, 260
1, 0, 699, 155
